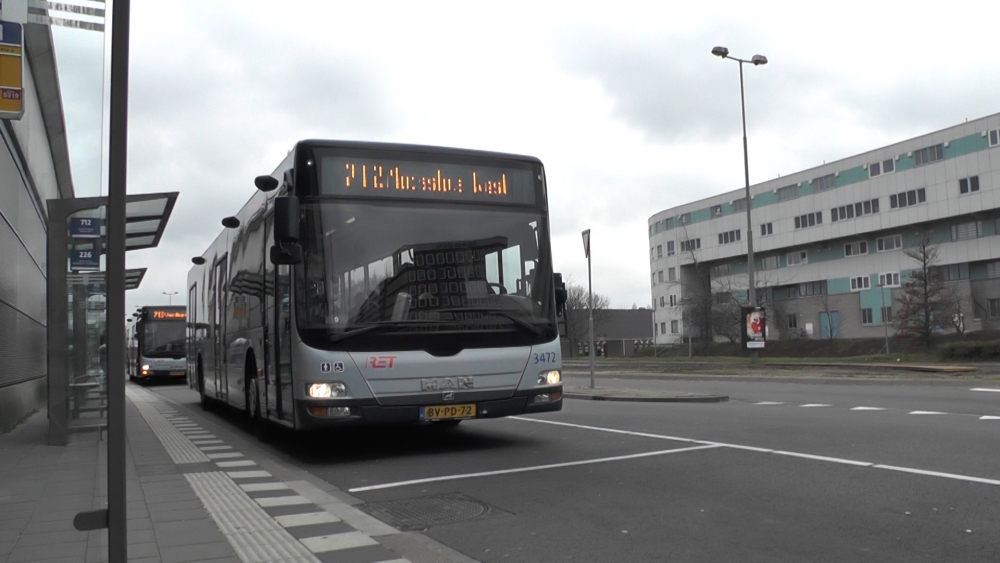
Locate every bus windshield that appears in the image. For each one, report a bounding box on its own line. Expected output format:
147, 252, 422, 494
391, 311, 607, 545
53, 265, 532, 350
296, 200, 557, 352
142, 321, 186, 358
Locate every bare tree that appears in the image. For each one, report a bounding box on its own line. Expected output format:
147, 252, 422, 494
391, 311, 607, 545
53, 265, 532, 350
563, 282, 610, 357
813, 292, 843, 340
894, 240, 959, 346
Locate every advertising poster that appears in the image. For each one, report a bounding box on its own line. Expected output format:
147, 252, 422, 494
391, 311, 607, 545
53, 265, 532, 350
742, 306, 766, 350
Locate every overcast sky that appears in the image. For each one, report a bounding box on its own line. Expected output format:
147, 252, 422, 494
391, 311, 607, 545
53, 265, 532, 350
51, 0, 1000, 313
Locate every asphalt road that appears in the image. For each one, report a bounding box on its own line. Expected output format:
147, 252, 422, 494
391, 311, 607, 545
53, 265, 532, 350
149, 375, 1000, 562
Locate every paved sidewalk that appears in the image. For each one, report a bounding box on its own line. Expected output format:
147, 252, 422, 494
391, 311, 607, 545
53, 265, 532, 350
2, 385, 476, 563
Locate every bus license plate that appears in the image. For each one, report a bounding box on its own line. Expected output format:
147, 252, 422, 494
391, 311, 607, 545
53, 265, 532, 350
422, 404, 475, 420
170, 371, 185, 376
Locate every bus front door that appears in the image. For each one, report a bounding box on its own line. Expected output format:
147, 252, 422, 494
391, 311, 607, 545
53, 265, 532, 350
274, 264, 294, 421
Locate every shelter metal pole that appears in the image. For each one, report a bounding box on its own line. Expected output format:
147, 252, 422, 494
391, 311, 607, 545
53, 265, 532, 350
106, 0, 132, 560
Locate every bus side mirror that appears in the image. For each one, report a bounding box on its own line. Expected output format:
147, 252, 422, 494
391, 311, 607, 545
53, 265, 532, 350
270, 244, 303, 265
554, 273, 567, 317
274, 196, 300, 243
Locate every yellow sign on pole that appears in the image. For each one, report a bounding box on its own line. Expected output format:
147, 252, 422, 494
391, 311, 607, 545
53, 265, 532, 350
0, 21, 23, 120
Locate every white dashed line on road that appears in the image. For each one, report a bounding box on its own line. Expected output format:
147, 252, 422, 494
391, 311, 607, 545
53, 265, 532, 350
800, 404, 831, 408
909, 411, 946, 415
851, 407, 886, 411
754, 401, 784, 405
971, 388, 1000, 393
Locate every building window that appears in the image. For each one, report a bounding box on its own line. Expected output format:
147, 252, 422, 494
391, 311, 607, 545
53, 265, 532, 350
712, 263, 731, 277
876, 234, 903, 252
890, 188, 926, 209
868, 158, 895, 178
832, 199, 879, 223
658, 271, 664, 283
787, 250, 808, 266
951, 221, 983, 242
733, 198, 746, 212
760, 256, 778, 271
659, 296, 665, 307
814, 174, 836, 191
679, 213, 691, 225
990, 299, 1000, 318
669, 295, 677, 307
942, 263, 970, 281
851, 276, 871, 291
760, 222, 773, 236
881, 306, 893, 324
670, 320, 679, 334
959, 176, 980, 194
986, 261, 1000, 279
664, 217, 674, 230
661, 322, 667, 334
861, 308, 874, 325
680, 238, 701, 252
656, 245, 663, 259
668, 267, 676, 282
797, 280, 827, 296
788, 314, 797, 329
714, 292, 730, 305
794, 212, 822, 229
776, 184, 799, 201
914, 144, 944, 167
712, 205, 723, 217
990, 130, 1000, 148
718, 230, 741, 245
878, 272, 901, 287
650, 248, 655, 261
667, 241, 675, 256
844, 241, 868, 257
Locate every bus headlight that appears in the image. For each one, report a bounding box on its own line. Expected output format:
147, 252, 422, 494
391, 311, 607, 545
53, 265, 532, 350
307, 382, 347, 398
537, 370, 561, 385
142, 364, 150, 371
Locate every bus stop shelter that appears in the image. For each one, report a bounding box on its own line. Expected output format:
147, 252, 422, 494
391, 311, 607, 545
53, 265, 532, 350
47, 192, 177, 446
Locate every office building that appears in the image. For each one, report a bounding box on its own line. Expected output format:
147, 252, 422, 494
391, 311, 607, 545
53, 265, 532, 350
648, 113, 1000, 344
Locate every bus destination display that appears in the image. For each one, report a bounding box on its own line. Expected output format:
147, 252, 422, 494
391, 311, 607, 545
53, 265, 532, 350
150, 310, 186, 320
320, 156, 536, 205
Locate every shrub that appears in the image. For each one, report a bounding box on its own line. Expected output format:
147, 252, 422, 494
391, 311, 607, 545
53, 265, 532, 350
939, 341, 1000, 361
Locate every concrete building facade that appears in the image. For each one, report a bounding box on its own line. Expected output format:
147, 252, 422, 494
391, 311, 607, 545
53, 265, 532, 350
648, 113, 1000, 345
0, 25, 75, 430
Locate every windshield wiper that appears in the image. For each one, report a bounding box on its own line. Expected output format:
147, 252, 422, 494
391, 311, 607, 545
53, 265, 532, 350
437, 307, 544, 337
326, 319, 449, 344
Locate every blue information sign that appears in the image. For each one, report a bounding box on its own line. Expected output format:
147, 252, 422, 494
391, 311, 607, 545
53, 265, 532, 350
70, 217, 101, 238
86, 283, 106, 294
70, 249, 100, 272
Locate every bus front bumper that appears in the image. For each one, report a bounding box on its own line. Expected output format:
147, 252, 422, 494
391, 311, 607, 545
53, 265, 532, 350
295, 386, 562, 430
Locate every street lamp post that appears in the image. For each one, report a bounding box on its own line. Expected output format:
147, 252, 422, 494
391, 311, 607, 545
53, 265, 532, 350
712, 46, 767, 366
162, 291, 178, 305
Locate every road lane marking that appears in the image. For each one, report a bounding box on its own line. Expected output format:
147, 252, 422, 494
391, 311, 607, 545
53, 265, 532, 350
511, 417, 1000, 488
981, 416, 1000, 420
971, 388, 1000, 392
299, 531, 379, 553
800, 404, 831, 408
754, 402, 784, 405
871, 465, 1000, 486
772, 451, 871, 467
347, 445, 722, 493
851, 407, 885, 411
275, 511, 340, 528
909, 411, 946, 415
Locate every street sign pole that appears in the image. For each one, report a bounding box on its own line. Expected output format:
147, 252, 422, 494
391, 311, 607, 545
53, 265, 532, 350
106, 1, 131, 561
583, 230, 595, 389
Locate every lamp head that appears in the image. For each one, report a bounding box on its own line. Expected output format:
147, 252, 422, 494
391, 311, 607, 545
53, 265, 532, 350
711, 46, 729, 58
751, 54, 768, 66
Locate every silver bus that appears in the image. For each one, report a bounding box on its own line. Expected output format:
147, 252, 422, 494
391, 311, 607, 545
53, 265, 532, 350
128, 306, 187, 383
187, 140, 567, 431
